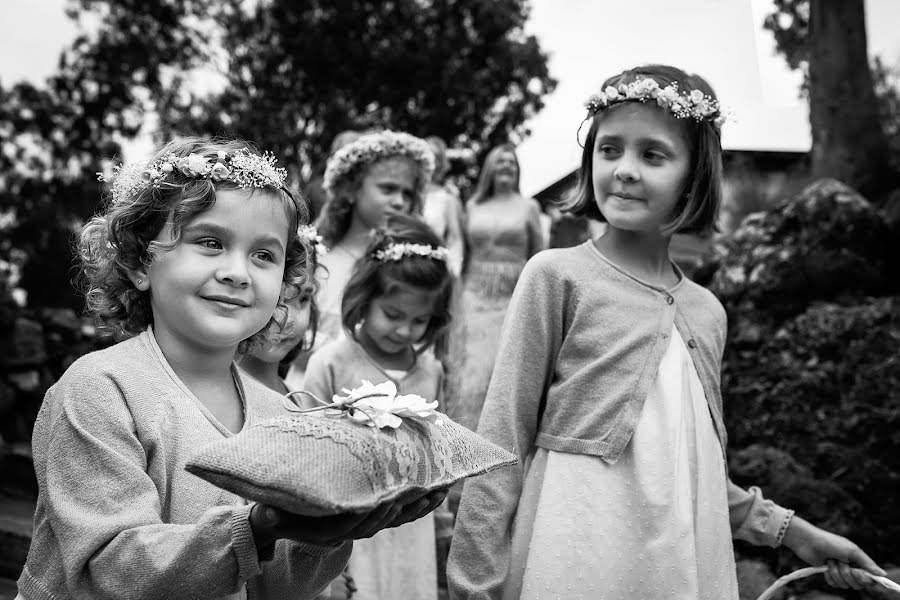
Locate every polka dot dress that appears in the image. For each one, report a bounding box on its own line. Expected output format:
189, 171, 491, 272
504, 327, 738, 600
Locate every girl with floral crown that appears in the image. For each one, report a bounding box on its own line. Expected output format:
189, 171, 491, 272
311, 130, 435, 350
447, 65, 884, 599
16, 137, 445, 600
304, 211, 455, 600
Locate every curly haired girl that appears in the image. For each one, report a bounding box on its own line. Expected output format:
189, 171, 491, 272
17, 137, 444, 600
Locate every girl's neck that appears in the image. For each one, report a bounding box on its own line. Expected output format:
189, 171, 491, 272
491, 186, 518, 200
153, 328, 237, 382
341, 220, 375, 252
594, 227, 679, 288
357, 326, 416, 371
238, 355, 286, 394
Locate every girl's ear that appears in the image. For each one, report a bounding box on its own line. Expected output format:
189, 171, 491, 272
126, 268, 150, 291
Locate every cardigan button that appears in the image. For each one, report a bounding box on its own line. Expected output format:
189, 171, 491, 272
687, 339, 697, 349
665, 295, 674, 305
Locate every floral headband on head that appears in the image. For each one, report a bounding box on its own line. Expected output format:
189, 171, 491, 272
323, 131, 435, 196
584, 78, 727, 127
97, 147, 290, 204
373, 242, 449, 263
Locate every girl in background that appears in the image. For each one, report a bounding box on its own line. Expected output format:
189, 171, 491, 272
17, 138, 442, 600
310, 130, 435, 351
447, 65, 883, 599
305, 212, 454, 600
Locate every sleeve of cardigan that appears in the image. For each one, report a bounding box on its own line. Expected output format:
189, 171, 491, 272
727, 481, 795, 547
447, 255, 563, 599
36, 373, 265, 599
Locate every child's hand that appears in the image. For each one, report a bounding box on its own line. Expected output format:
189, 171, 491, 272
250, 487, 449, 550
782, 515, 886, 590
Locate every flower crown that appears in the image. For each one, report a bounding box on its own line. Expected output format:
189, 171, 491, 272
584, 78, 726, 126
297, 224, 328, 256
98, 147, 289, 204
323, 131, 435, 195
373, 242, 449, 263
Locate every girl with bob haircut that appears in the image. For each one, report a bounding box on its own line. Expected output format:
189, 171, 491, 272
448, 65, 884, 599
17, 137, 443, 600
304, 212, 454, 600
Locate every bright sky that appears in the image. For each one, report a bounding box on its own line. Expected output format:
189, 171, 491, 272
2, 0, 899, 196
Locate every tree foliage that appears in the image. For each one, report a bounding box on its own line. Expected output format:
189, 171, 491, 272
0, 0, 554, 310
159, 0, 556, 176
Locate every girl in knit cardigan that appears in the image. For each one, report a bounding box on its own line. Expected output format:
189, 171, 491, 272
446, 65, 884, 600
17, 137, 444, 600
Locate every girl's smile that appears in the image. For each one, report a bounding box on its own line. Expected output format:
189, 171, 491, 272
139, 188, 290, 355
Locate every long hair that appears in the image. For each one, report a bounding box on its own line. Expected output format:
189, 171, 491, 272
560, 64, 723, 236
468, 143, 520, 205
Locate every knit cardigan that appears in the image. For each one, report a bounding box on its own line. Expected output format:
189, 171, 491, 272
18, 329, 351, 600
447, 242, 794, 599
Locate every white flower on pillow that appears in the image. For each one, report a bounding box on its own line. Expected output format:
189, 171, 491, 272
328, 380, 443, 429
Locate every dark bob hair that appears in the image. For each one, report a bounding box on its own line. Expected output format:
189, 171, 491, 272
341, 212, 454, 353
560, 64, 723, 236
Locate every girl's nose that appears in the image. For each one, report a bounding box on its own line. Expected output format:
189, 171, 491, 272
217, 255, 251, 288
387, 194, 407, 211
614, 155, 640, 183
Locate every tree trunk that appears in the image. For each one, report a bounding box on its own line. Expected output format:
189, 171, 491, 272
808, 0, 892, 201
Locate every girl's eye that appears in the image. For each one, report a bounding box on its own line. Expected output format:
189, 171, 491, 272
599, 145, 620, 157
644, 149, 667, 162
253, 250, 276, 263
198, 238, 222, 250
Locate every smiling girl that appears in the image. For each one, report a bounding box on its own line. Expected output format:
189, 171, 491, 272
16, 138, 445, 600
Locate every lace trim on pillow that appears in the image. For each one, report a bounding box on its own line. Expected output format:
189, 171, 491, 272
260, 415, 502, 493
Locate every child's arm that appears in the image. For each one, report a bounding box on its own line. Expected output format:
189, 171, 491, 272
447, 256, 562, 599
31, 374, 346, 600
727, 483, 883, 590
781, 515, 884, 590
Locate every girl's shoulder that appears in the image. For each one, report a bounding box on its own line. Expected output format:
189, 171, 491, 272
57, 333, 152, 388
307, 335, 359, 368
522, 242, 598, 280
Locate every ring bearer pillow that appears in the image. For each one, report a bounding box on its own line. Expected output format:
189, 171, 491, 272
186, 380, 517, 515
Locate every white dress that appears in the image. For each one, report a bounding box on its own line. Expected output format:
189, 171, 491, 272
504, 327, 739, 600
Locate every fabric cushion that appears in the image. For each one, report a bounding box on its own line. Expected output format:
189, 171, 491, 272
185, 411, 518, 516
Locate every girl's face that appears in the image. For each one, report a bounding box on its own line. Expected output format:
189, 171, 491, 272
352, 158, 418, 230
360, 283, 438, 359
141, 188, 290, 354
250, 290, 312, 363
591, 103, 691, 234
491, 151, 519, 190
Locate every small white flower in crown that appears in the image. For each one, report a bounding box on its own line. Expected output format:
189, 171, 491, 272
584, 78, 727, 127
97, 147, 289, 204
297, 224, 328, 256
373, 242, 450, 263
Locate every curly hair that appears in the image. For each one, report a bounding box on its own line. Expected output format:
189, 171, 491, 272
341, 213, 454, 356
316, 131, 434, 248
79, 136, 314, 352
